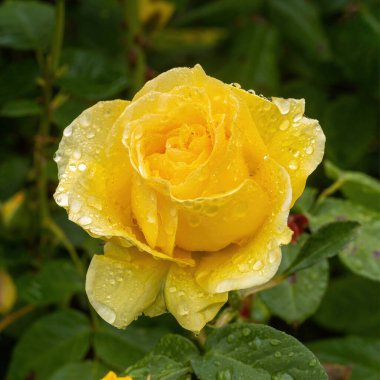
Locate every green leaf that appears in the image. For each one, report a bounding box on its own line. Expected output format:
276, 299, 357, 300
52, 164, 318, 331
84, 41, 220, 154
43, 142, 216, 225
58, 49, 128, 100
0, 99, 40, 118
0, 1, 54, 50
308, 336, 380, 380
284, 221, 359, 275
325, 161, 380, 212
191, 323, 327, 380
52, 98, 92, 129
314, 275, 380, 336
127, 355, 189, 380
48, 361, 108, 380
94, 321, 170, 370
260, 260, 329, 324
268, 0, 330, 60
17, 260, 83, 305
310, 198, 380, 280
7, 310, 91, 380
151, 334, 200, 364
125, 334, 199, 380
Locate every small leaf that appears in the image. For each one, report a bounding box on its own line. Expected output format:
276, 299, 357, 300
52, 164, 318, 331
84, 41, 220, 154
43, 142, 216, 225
0, 1, 54, 50
308, 336, 380, 380
127, 355, 189, 380
284, 221, 359, 275
0, 99, 40, 118
7, 310, 91, 380
325, 161, 380, 212
191, 323, 327, 380
310, 198, 380, 281
94, 321, 170, 370
260, 260, 329, 324
315, 275, 380, 336
151, 334, 200, 364
48, 361, 108, 380
58, 49, 128, 100
17, 260, 83, 305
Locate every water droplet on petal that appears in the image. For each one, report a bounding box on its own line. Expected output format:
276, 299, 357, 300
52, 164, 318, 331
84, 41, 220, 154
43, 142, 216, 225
78, 216, 92, 225
305, 146, 314, 155
238, 263, 249, 272
71, 199, 82, 213
293, 114, 302, 122
169, 286, 177, 293
63, 125, 73, 137
288, 161, 298, 171
78, 163, 87, 171
81, 114, 90, 127
53, 152, 61, 163
73, 149, 81, 159
87, 131, 95, 139
277, 100, 290, 115
269, 250, 278, 264
56, 193, 69, 207
252, 260, 263, 271
279, 120, 290, 131
230, 82, 241, 89
263, 154, 269, 161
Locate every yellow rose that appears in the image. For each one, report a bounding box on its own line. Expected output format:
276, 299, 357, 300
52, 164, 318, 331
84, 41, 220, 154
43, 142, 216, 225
0, 270, 17, 314
54, 65, 325, 331
101, 371, 132, 380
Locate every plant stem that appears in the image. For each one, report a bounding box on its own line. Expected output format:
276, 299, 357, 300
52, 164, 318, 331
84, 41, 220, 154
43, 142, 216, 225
239, 275, 285, 299
316, 178, 345, 205
0, 305, 35, 332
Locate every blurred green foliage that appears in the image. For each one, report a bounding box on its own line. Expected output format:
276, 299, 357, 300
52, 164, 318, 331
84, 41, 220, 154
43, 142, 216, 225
0, 0, 379, 379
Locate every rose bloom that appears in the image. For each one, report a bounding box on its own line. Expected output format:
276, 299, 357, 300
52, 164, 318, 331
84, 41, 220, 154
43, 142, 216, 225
54, 65, 325, 331
101, 371, 132, 380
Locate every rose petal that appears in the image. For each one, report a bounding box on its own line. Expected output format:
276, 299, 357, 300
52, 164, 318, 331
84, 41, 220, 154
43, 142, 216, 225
86, 243, 169, 328
195, 158, 292, 293
232, 89, 325, 205
54, 100, 193, 266
164, 263, 228, 332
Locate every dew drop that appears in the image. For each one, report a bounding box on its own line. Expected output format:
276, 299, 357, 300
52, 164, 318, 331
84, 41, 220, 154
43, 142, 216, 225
269, 250, 277, 264
279, 120, 290, 131
309, 359, 317, 367
263, 154, 269, 161
109, 279, 116, 285
78, 163, 87, 171
248, 89, 256, 94
81, 114, 90, 127
73, 149, 81, 159
69, 164, 77, 172
56, 193, 69, 207
277, 100, 290, 115
270, 339, 281, 346
252, 260, 263, 271
242, 327, 251, 336
87, 131, 95, 139
53, 152, 61, 163
288, 161, 298, 171
147, 213, 156, 223
238, 263, 249, 273
293, 114, 302, 122
253, 336, 262, 348
274, 351, 282, 358
169, 286, 177, 293
70, 199, 82, 213
305, 146, 314, 155
78, 215, 92, 225
179, 306, 189, 316
63, 125, 73, 137
230, 82, 241, 89
227, 334, 235, 343
217, 369, 232, 380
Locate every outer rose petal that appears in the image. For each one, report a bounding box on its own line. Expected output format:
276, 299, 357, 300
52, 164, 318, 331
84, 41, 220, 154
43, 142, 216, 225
54, 100, 193, 266
164, 263, 228, 332
86, 243, 169, 328
195, 158, 292, 293
232, 89, 325, 204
